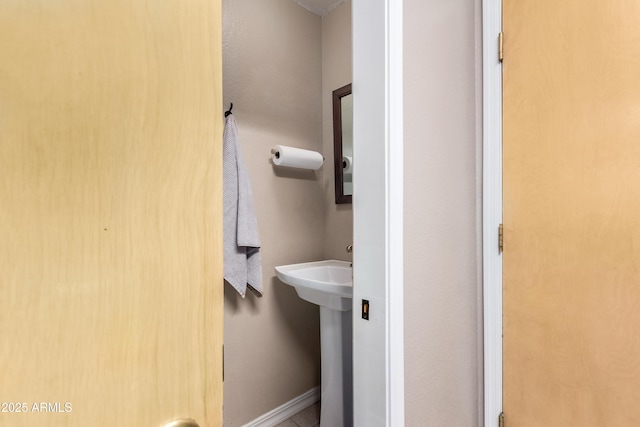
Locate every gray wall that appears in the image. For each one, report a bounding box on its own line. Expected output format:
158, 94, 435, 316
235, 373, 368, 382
403, 0, 483, 425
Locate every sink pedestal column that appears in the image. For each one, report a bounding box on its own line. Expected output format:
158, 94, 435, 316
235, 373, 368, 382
319, 306, 353, 427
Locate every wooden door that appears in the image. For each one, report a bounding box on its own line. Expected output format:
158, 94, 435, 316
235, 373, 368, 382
0, 1, 223, 426
503, 0, 640, 425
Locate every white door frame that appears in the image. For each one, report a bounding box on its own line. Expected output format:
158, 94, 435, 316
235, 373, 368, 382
352, 0, 404, 425
482, 0, 503, 425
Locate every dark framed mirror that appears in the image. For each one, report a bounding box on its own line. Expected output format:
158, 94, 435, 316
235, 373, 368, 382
332, 83, 353, 204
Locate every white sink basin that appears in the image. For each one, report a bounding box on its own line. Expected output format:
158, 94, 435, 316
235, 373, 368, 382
276, 259, 354, 426
275, 260, 352, 311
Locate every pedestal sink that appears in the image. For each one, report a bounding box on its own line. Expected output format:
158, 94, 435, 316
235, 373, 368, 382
275, 260, 353, 427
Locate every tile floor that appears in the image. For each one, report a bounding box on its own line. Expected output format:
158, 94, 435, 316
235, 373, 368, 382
274, 401, 320, 427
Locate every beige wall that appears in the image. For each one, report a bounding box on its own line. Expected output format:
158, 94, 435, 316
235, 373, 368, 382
222, 1, 324, 425
403, 0, 483, 425
224, 0, 484, 424
222, 1, 354, 425
322, 0, 353, 260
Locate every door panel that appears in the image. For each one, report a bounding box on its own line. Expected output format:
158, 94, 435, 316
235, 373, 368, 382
0, 1, 222, 426
503, 1, 640, 425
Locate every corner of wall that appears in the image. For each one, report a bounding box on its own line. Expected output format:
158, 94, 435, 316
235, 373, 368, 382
321, 0, 354, 261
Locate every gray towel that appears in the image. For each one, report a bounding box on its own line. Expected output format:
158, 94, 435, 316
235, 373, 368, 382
223, 114, 263, 297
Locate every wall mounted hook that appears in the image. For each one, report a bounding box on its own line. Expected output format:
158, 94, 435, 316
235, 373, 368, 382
224, 102, 233, 117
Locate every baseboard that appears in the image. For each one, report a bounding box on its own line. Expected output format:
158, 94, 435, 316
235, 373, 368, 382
241, 386, 320, 427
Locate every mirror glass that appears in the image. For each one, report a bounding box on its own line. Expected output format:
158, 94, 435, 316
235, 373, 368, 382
333, 84, 353, 204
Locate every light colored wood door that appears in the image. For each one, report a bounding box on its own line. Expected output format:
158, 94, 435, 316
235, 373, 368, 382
0, 1, 223, 426
503, 1, 640, 425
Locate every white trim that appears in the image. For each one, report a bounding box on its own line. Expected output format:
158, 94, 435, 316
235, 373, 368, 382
240, 387, 320, 427
482, 0, 503, 426
352, 0, 404, 425
386, 0, 404, 425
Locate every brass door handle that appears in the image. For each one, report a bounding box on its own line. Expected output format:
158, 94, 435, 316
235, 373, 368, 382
163, 419, 199, 427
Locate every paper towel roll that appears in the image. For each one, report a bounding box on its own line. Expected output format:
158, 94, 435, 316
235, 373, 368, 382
271, 145, 323, 170
342, 156, 353, 173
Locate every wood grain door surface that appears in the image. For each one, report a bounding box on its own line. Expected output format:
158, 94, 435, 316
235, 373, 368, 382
0, 1, 223, 426
503, 1, 640, 425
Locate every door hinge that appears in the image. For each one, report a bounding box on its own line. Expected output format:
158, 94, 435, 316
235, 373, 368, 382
222, 344, 225, 382
498, 223, 504, 253
499, 412, 505, 427
498, 32, 504, 62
